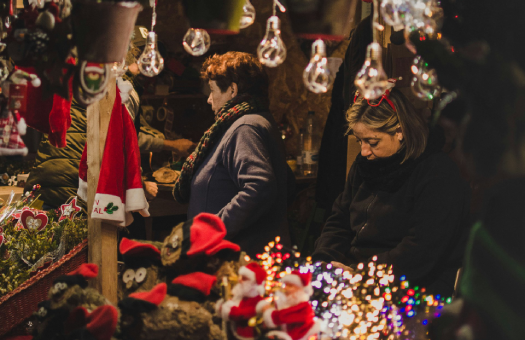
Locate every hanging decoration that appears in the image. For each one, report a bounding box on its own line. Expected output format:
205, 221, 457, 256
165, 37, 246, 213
239, 0, 256, 29
182, 28, 211, 56
111, 58, 128, 77
380, 0, 413, 31
58, 197, 82, 222
15, 207, 49, 232
257, 1, 287, 68
138, 0, 164, 77
411, 55, 441, 101
303, 39, 333, 94
355, 0, 389, 100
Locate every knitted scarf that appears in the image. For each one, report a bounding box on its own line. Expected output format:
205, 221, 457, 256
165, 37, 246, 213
173, 93, 268, 203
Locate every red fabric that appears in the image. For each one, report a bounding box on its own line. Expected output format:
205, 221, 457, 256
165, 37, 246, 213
91, 89, 149, 226
85, 305, 118, 340
119, 237, 160, 260
129, 283, 167, 306
187, 213, 240, 256
171, 272, 216, 296
244, 262, 266, 285
17, 59, 74, 148
271, 302, 316, 340
65, 307, 89, 335
68, 263, 98, 278
79, 143, 87, 182
229, 295, 264, 338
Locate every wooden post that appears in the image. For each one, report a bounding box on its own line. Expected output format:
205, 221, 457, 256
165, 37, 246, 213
87, 79, 118, 304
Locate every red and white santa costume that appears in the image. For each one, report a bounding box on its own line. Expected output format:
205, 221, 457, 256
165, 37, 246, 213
262, 271, 320, 340
77, 88, 149, 226
218, 262, 268, 340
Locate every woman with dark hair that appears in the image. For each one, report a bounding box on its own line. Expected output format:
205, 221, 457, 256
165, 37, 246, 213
173, 51, 293, 255
312, 85, 470, 296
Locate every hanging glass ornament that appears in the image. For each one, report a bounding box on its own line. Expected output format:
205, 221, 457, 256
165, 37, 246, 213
111, 58, 128, 77
257, 16, 286, 67
137, 32, 164, 77
182, 28, 211, 56
410, 56, 440, 100
303, 39, 333, 94
355, 42, 389, 100
380, 0, 413, 30
239, 0, 256, 29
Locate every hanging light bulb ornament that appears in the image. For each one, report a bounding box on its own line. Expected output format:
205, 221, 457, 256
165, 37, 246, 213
355, 42, 389, 100
258, 16, 286, 67
380, 0, 412, 30
410, 55, 441, 101
138, 0, 164, 77
138, 32, 165, 77
239, 0, 256, 29
182, 28, 211, 56
111, 58, 128, 77
303, 39, 332, 93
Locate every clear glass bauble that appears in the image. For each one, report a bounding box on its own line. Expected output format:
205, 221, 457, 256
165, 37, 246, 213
182, 28, 211, 56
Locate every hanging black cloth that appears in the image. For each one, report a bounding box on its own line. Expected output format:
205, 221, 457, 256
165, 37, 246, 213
315, 14, 373, 211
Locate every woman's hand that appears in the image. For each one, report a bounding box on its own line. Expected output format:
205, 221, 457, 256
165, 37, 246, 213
144, 181, 158, 201
163, 139, 196, 158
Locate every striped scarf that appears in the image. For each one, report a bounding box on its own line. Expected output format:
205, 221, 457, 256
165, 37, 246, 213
173, 93, 268, 203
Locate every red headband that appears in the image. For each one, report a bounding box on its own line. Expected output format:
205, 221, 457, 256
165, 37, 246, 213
354, 79, 397, 112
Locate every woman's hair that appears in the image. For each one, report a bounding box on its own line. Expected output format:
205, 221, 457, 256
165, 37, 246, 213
201, 51, 269, 98
347, 88, 429, 162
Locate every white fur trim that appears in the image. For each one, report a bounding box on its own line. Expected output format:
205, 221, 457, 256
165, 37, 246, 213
282, 274, 304, 288
255, 299, 270, 315
91, 193, 125, 224
215, 298, 224, 315
298, 319, 321, 340
0, 147, 28, 156
117, 78, 133, 104
77, 177, 88, 201
256, 284, 265, 296
125, 188, 150, 217
282, 274, 313, 297
221, 300, 238, 321
263, 307, 277, 328
17, 118, 26, 136
266, 331, 293, 340
238, 266, 256, 283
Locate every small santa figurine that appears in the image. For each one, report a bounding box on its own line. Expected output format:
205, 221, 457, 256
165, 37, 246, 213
262, 271, 320, 340
216, 262, 268, 340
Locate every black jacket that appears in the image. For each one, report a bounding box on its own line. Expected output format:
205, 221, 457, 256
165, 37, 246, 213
313, 150, 470, 296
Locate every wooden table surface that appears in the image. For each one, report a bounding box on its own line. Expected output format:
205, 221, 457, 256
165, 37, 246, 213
0, 186, 24, 204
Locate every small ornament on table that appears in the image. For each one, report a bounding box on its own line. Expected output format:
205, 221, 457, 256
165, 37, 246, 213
58, 196, 81, 222
261, 270, 321, 340
216, 262, 268, 340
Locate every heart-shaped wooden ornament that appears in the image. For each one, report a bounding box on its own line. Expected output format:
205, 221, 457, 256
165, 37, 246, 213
20, 209, 48, 232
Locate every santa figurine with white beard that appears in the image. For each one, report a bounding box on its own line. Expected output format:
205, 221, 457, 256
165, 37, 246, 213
261, 271, 320, 340
216, 262, 268, 340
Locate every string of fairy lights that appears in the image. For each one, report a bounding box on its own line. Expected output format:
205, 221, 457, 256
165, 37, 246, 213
248, 237, 452, 340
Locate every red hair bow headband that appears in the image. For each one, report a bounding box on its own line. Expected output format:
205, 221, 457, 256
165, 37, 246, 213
354, 79, 397, 112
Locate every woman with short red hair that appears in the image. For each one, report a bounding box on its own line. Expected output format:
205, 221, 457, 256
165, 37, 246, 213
173, 52, 293, 255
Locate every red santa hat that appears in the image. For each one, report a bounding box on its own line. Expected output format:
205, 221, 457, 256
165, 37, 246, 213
182, 213, 240, 257
0, 112, 28, 156
282, 271, 314, 297
65, 305, 118, 340
51, 263, 99, 296
119, 237, 161, 261
119, 282, 167, 314
83, 88, 149, 226
169, 272, 217, 302
238, 262, 267, 296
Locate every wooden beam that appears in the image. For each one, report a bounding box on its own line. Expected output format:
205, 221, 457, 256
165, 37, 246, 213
87, 79, 118, 304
